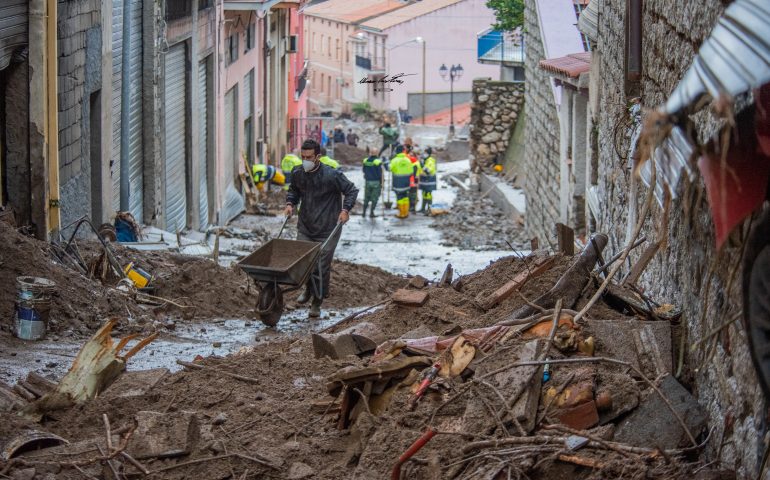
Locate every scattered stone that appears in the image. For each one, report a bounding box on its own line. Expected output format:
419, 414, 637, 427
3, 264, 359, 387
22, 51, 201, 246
564, 435, 589, 451
312, 322, 385, 359
212, 413, 228, 425
212, 342, 222, 348
408, 275, 428, 289
391, 289, 429, 307
613, 375, 707, 449
127, 411, 201, 459
11, 468, 35, 480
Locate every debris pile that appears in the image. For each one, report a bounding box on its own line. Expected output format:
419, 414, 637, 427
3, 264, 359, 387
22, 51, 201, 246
0, 221, 404, 340
433, 186, 529, 250
0, 233, 727, 479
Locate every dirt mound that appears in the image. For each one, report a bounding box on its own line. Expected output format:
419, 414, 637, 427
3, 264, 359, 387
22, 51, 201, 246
0, 252, 709, 480
0, 222, 404, 340
433, 186, 529, 250
333, 143, 369, 166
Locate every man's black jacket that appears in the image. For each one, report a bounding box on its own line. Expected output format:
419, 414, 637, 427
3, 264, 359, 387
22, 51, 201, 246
286, 164, 359, 238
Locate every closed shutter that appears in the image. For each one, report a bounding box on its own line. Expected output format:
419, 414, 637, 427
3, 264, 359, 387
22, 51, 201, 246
222, 87, 244, 223
127, 0, 144, 222
164, 43, 188, 231
111, 0, 123, 213
0, 0, 28, 71
197, 60, 209, 230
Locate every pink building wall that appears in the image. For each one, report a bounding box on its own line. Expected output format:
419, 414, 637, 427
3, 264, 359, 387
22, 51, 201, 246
287, 6, 308, 147
367, 0, 499, 112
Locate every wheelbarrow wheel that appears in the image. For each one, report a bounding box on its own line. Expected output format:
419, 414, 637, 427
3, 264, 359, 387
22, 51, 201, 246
257, 284, 284, 327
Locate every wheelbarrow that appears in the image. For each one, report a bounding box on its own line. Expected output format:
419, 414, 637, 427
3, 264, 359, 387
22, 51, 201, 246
238, 219, 342, 327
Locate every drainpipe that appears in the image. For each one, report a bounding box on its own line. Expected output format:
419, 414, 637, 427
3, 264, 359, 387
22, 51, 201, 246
262, 12, 269, 163
119, 0, 132, 211
46, 0, 60, 236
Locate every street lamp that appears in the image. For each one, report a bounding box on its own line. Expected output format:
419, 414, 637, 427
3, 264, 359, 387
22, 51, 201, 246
439, 63, 463, 136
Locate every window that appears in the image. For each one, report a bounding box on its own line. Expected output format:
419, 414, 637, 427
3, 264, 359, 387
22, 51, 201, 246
165, 0, 191, 20
312, 33, 316, 52
226, 31, 239, 65
245, 22, 256, 51
335, 39, 340, 60
345, 42, 349, 64
320, 34, 324, 54
327, 37, 331, 57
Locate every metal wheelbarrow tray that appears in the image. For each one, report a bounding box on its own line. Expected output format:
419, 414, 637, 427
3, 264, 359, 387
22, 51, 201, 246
238, 238, 321, 286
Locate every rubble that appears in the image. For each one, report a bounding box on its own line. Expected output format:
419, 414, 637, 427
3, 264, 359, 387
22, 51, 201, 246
432, 185, 529, 250
0, 237, 728, 479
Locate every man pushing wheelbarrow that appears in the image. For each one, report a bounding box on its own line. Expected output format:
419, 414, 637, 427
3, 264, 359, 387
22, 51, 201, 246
284, 139, 358, 318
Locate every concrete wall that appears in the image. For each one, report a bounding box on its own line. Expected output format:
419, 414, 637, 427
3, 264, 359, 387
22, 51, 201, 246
591, 2, 764, 476
377, 0, 498, 112
1, 59, 30, 224
522, 0, 561, 248
469, 79, 523, 171
406, 91, 472, 120
56, 0, 105, 230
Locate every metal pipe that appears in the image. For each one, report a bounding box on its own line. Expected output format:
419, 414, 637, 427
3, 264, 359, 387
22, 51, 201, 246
421, 39, 426, 125
119, 0, 132, 211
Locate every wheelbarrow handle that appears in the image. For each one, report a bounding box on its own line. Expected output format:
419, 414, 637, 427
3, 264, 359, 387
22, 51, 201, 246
320, 222, 343, 251
275, 215, 290, 240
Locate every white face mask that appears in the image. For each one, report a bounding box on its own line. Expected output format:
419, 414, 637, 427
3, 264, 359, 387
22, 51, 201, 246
302, 159, 316, 172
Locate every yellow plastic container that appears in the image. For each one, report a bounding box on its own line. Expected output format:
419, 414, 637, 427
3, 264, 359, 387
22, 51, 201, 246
124, 263, 152, 288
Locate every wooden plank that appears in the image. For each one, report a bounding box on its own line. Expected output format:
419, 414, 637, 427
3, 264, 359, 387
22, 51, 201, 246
622, 241, 661, 286
556, 223, 575, 255
392, 289, 429, 307
475, 256, 556, 311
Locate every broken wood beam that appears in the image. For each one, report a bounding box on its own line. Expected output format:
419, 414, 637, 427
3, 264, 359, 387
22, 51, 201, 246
475, 255, 556, 311
556, 223, 575, 255
503, 234, 608, 320
439, 264, 453, 286
622, 241, 662, 286
392, 289, 429, 307
176, 360, 261, 385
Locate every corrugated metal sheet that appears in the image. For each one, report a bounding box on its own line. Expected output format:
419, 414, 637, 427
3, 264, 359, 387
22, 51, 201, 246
164, 43, 188, 231
111, 0, 123, 213
577, 0, 599, 41
665, 0, 770, 115
222, 87, 244, 224
197, 60, 210, 230
243, 69, 253, 117
0, 0, 27, 71
128, 0, 144, 222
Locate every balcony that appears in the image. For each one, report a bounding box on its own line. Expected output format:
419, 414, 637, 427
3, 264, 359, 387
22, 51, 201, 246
477, 28, 525, 66
355, 55, 371, 70
295, 75, 307, 98
354, 55, 385, 74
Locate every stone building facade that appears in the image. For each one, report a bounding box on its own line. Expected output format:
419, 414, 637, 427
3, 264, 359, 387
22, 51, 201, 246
526, 0, 765, 476
469, 79, 524, 171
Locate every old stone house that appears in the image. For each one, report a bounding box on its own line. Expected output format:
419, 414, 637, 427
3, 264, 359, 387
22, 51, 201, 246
524, 0, 767, 476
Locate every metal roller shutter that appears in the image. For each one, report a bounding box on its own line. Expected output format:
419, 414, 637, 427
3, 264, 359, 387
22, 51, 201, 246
127, 0, 144, 222
222, 87, 244, 223
0, 0, 28, 71
164, 43, 188, 231
111, 0, 123, 213
197, 59, 209, 230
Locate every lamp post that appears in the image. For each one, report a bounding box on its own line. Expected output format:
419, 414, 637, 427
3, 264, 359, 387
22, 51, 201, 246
439, 63, 463, 136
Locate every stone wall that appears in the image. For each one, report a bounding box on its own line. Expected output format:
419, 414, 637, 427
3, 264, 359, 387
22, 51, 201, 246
591, 1, 765, 477
469, 79, 524, 171
1, 59, 30, 224
57, 0, 103, 229
522, 0, 560, 248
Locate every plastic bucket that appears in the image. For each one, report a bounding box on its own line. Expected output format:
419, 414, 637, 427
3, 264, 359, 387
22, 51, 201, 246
14, 277, 55, 340
124, 262, 152, 288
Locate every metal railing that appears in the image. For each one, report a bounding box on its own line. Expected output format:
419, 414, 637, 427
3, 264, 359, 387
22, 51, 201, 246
477, 28, 525, 65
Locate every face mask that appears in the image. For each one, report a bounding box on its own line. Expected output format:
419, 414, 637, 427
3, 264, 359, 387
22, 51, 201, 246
302, 160, 316, 172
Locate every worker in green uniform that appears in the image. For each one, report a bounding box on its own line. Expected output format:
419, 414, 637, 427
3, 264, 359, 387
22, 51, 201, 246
419, 147, 437, 213
388, 145, 417, 218
319, 147, 340, 169
362, 147, 384, 218
281, 153, 302, 191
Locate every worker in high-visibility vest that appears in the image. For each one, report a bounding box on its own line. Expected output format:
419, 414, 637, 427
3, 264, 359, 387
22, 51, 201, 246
404, 140, 422, 213
389, 145, 417, 219
252, 163, 285, 190
419, 147, 437, 213
362, 147, 384, 218
319, 147, 340, 169
281, 153, 302, 191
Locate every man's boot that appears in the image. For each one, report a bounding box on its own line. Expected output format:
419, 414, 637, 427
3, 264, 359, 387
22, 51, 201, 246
362, 201, 369, 216
370, 205, 377, 218
297, 286, 312, 304
309, 297, 322, 318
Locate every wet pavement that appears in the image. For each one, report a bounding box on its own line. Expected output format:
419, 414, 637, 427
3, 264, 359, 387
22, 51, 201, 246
1, 159, 523, 384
